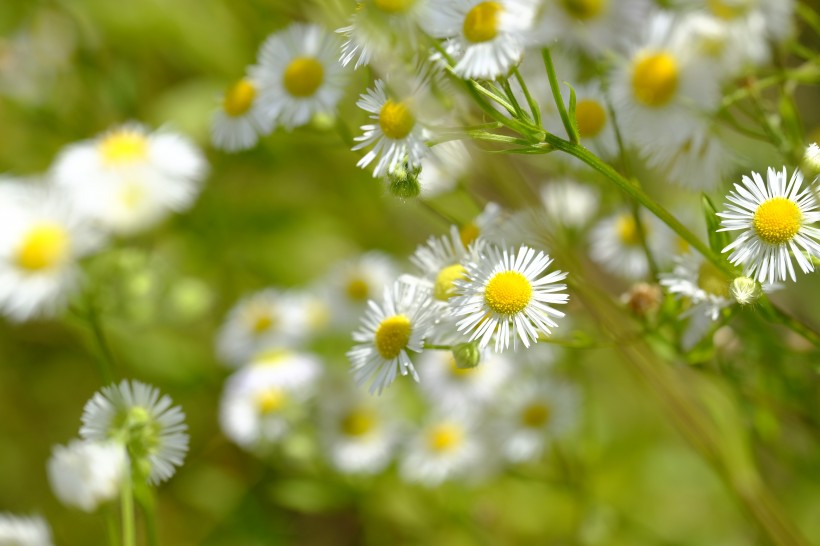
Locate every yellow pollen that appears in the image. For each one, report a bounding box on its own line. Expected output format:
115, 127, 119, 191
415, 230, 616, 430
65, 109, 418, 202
460, 223, 480, 247
99, 129, 148, 165
434, 264, 466, 301
697, 261, 730, 298
346, 277, 370, 301
374, 314, 412, 359
378, 100, 415, 140
427, 423, 464, 453
560, 0, 606, 20
463, 2, 503, 43
283, 57, 324, 98
707, 0, 751, 20
753, 197, 801, 245
631, 52, 679, 107
484, 271, 532, 315
340, 407, 377, 436
222, 79, 256, 117
521, 402, 551, 428
616, 215, 643, 246
255, 388, 286, 415
373, 0, 416, 13
16, 223, 70, 271
575, 99, 607, 138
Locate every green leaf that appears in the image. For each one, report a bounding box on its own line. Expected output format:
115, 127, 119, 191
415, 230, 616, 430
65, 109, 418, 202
566, 82, 580, 143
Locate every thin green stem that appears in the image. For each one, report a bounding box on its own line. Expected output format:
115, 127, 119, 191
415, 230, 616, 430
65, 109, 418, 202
121, 469, 136, 546
512, 66, 541, 127
542, 48, 579, 144
499, 77, 528, 123
105, 506, 118, 546
85, 301, 117, 385
423, 343, 453, 351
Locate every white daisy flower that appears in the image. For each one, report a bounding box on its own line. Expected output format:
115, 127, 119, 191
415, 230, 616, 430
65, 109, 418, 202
51, 123, 208, 236
676, 0, 793, 44
660, 252, 733, 321
803, 142, 820, 175
553, 82, 618, 159
425, 0, 539, 80
0, 514, 53, 546
539, 179, 600, 230
0, 184, 102, 322
219, 351, 322, 451
347, 279, 435, 394
215, 288, 313, 366
718, 167, 820, 283
211, 76, 274, 152
588, 209, 673, 280
80, 380, 189, 485
416, 349, 512, 412
252, 24, 348, 130
410, 225, 486, 303
353, 78, 432, 178
322, 251, 398, 329
47, 439, 127, 512
458, 201, 505, 247
418, 140, 471, 198
451, 245, 569, 352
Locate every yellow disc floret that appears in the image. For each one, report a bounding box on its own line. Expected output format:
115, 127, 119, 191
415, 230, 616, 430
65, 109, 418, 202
374, 314, 412, 359
560, 0, 606, 20
697, 261, 730, 298
460, 223, 480, 247
255, 388, 286, 415
521, 402, 551, 428
631, 52, 679, 108
283, 57, 324, 98
223, 79, 256, 117
434, 264, 466, 301
616, 215, 643, 246
753, 197, 802, 245
373, 0, 416, 13
340, 407, 377, 436
707, 0, 751, 20
16, 223, 70, 271
484, 271, 532, 315
463, 2, 503, 43
99, 129, 148, 165
346, 276, 370, 302
575, 99, 607, 138
427, 422, 464, 453
379, 100, 415, 140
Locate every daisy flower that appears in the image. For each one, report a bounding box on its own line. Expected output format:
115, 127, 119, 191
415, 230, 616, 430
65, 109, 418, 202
588, 209, 673, 280
80, 380, 189, 485
0, 514, 53, 546
0, 184, 102, 322
322, 251, 398, 328
539, 179, 599, 231
410, 225, 485, 303
47, 439, 127, 512
51, 123, 208, 236
425, 0, 539, 79
416, 349, 512, 412
347, 279, 435, 394
660, 252, 733, 321
451, 244, 569, 352
556, 83, 618, 159
252, 24, 348, 130
418, 140, 471, 197
718, 167, 820, 283
459, 201, 505, 247
211, 75, 274, 152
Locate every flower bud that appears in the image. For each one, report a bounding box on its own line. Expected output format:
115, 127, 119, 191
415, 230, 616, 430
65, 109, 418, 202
801, 142, 820, 177
730, 276, 761, 305
452, 342, 481, 369
387, 162, 421, 199
622, 282, 662, 317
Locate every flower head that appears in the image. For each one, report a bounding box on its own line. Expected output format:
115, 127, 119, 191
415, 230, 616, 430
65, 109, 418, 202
47, 440, 127, 512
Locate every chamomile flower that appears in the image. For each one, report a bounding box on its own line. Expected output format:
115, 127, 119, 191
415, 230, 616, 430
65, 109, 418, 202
458, 201, 505, 247
418, 140, 471, 197
47, 439, 127, 512
425, 0, 539, 79
718, 167, 820, 283
588, 209, 673, 279
323, 251, 398, 328
80, 380, 188, 485
554, 83, 618, 158
539, 179, 599, 230
410, 225, 485, 303
0, 514, 53, 546
660, 252, 733, 321
211, 76, 273, 152
677, 0, 793, 44
52, 123, 208, 235
347, 279, 435, 394
252, 24, 347, 130
416, 349, 512, 411
451, 245, 569, 352
0, 185, 101, 322
353, 78, 432, 178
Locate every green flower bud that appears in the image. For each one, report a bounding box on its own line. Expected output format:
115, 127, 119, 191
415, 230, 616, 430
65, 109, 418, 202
452, 342, 481, 369
387, 162, 421, 199
730, 276, 762, 305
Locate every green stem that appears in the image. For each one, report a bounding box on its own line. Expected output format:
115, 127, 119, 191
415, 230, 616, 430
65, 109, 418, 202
121, 469, 136, 546
105, 505, 118, 546
542, 48, 579, 144
512, 66, 541, 127
499, 77, 528, 123
423, 343, 453, 351
85, 301, 117, 385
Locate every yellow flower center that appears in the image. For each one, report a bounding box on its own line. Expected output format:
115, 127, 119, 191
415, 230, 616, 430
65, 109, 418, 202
521, 402, 551, 428
283, 57, 324, 98
459, 223, 480, 247
631, 52, 679, 108
707, 0, 752, 20
99, 129, 148, 165
434, 264, 466, 301
255, 388, 286, 415
373, 0, 416, 13
616, 215, 643, 246
378, 100, 415, 140
16, 223, 70, 271
560, 0, 606, 20
223, 79, 256, 117
463, 2, 503, 43
484, 271, 532, 315
753, 197, 802, 245
697, 261, 730, 298
374, 314, 412, 359
340, 407, 377, 436
575, 99, 607, 139
427, 423, 464, 453
346, 276, 370, 302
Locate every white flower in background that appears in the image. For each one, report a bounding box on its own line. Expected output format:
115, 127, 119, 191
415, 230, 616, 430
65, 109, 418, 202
410, 225, 485, 304
80, 380, 188, 485
802, 142, 820, 175
660, 253, 733, 321
47, 439, 127, 512
252, 24, 348, 130
458, 201, 505, 247
52, 123, 208, 236
0, 514, 53, 546
676, 0, 793, 45
219, 351, 322, 450
540, 179, 600, 231
418, 140, 471, 197
452, 245, 569, 352
551, 83, 618, 159
416, 349, 512, 412
425, 0, 539, 79
322, 251, 398, 328
499, 379, 580, 463
0, 184, 102, 322
588, 209, 673, 279
212, 76, 274, 152
216, 288, 313, 366
348, 279, 435, 394
718, 167, 820, 283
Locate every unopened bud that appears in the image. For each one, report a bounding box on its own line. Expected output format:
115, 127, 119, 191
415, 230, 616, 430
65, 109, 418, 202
730, 276, 762, 305
801, 142, 820, 177
622, 282, 662, 317
387, 162, 421, 199
452, 342, 481, 369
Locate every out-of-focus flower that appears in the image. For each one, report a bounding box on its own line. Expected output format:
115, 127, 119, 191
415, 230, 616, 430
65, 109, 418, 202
47, 439, 127, 512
